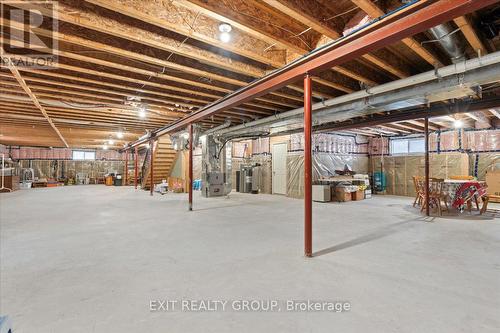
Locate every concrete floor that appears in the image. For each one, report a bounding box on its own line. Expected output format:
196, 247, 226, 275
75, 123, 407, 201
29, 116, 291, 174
1, 186, 499, 333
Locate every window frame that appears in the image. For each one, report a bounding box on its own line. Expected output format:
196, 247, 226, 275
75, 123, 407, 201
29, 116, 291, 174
72, 150, 96, 161
390, 137, 425, 155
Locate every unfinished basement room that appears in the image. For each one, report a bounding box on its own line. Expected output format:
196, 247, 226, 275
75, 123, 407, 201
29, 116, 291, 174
1, 0, 500, 332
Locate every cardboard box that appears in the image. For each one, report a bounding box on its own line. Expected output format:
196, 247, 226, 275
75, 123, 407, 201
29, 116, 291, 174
312, 185, 331, 202
486, 170, 500, 202
335, 189, 352, 202
351, 190, 364, 201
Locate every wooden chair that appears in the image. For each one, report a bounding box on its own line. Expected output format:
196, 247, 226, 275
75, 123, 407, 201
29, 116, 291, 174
480, 195, 500, 214
418, 178, 449, 216
412, 176, 425, 207
449, 175, 476, 180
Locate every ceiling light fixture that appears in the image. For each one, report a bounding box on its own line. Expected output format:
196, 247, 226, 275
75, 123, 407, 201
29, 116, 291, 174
219, 23, 232, 43
138, 106, 147, 118
103, 144, 108, 150
116, 131, 124, 139
453, 119, 464, 128
108, 139, 115, 145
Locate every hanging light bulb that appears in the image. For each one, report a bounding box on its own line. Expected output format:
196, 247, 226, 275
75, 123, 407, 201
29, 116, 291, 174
219, 23, 232, 43
103, 144, 108, 150
453, 119, 463, 128
116, 131, 124, 139
108, 139, 115, 145
138, 106, 147, 118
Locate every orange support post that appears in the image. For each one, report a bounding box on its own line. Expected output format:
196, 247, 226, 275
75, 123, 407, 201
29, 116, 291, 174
124, 150, 128, 186
304, 74, 312, 257
188, 124, 193, 211
150, 139, 154, 196
134, 146, 138, 189
424, 117, 430, 216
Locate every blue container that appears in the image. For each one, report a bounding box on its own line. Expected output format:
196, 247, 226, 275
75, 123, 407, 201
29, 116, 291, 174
193, 179, 202, 191
373, 172, 386, 192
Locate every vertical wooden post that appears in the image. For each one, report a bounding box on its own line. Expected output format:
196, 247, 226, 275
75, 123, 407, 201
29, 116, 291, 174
304, 74, 312, 257
124, 150, 128, 185
134, 146, 138, 189
188, 124, 193, 211
424, 117, 430, 216
150, 139, 154, 196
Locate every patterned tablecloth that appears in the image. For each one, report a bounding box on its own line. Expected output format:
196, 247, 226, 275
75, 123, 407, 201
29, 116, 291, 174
442, 180, 487, 212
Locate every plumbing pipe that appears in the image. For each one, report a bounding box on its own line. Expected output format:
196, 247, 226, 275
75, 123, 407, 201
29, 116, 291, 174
217, 51, 500, 136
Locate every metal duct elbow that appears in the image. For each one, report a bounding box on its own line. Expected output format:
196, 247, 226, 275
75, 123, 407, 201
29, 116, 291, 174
429, 23, 466, 63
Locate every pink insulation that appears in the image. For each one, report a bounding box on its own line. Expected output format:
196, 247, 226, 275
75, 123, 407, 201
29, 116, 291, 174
465, 130, 500, 151
429, 131, 460, 151
252, 137, 270, 155
96, 150, 123, 160
368, 137, 389, 155
291, 133, 368, 154
3, 147, 123, 160
343, 11, 371, 36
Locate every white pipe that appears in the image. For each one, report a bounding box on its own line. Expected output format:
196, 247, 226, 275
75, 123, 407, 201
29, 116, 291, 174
218, 51, 500, 135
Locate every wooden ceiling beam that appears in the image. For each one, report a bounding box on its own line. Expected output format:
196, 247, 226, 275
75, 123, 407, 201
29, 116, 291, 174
488, 108, 500, 119
0, 72, 206, 109
4, 58, 69, 147
177, 0, 308, 54
379, 124, 413, 134
261, 0, 409, 79
2, 67, 214, 105
175, 0, 370, 90
0, 110, 166, 132
2, 70, 278, 117
406, 119, 440, 131
350, 0, 442, 67
0, 89, 256, 125
40, 0, 265, 78
84, 0, 285, 68
2, 19, 306, 105
39, 0, 346, 97
0, 86, 188, 119
453, 16, 487, 56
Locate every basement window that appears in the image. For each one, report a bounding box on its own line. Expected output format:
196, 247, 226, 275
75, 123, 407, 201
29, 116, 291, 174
391, 138, 425, 155
72, 150, 96, 160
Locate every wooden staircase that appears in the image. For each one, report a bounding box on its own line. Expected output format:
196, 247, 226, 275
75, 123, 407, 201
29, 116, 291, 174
141, 136, 178, 190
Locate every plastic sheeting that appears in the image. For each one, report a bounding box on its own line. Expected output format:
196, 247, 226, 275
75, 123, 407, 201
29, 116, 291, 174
470, 153, 499, 180
252, 137, 270, 155
232, 140, 252, 158
290, 133, 368, 154
430, 131, 460, 151
4, 147, 124, 160
464, 129, 499, 151
368, 137, 389, 155
370, 153, 469, 196
287, 152, 369, 199
19, 160, 124, 180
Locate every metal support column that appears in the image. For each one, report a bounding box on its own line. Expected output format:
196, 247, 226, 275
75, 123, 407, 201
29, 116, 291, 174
188, 124, 193, 211
150, 139, 154, 196
134, 146, 138, 189
304, 74, 312, 257
124, 150, 128, 186
424, 117, 430, 216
